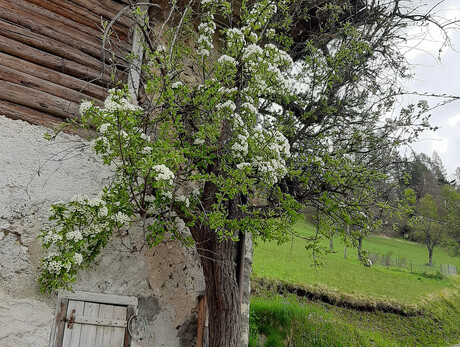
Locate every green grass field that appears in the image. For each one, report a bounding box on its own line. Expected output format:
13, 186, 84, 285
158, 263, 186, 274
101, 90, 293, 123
253, 220, 460, 303
250, 220, 460, 346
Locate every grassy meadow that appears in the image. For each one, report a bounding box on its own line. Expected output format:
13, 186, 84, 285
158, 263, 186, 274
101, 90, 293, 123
250, 220, 460, 346
253, 219, 460, 303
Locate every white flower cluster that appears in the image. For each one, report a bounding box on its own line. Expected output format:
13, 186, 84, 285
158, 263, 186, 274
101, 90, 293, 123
74, 253, 83, 265
98, 206, 108, 218
171, 81, 183, 89
245, 1, 278, 29
194, 138, 205, 145
249, 128, 291, 184
99, 123, 111, 134
66, 230, 83, 242
197, 14, 215, 57
226, 28, 246, 51
79, 101, 93, 116
103, 90, 142, 113
141, 146, 152, 154
43, 231, 62, 244
153, 164, 175, 182
216, 100, 236, 112
217, 55, 237, 65
242, 44, 263, 61
112, 211, 130, 225
176, 195, 190, 208
47, 260, 63, 273
231, 133, 249, 158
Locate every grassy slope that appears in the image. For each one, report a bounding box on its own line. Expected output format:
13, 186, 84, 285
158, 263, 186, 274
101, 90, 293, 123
253, 220, 460, 303
250, 291, 460, 347
250, 220, 460, 346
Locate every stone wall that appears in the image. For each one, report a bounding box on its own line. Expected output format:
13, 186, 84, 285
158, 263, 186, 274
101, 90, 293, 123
0, 116, 205, 346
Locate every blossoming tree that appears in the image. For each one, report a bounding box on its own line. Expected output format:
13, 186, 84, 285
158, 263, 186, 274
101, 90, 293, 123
38, 0, 455, 344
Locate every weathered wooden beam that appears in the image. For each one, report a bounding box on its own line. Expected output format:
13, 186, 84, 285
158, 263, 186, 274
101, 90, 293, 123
43, 0, 130, 36
0, 100, 91, 137
0, 79, 80, 120
0, 35, 112, 85
66, 0, 135, 28
8, 0, 103, 40
0, 100, 64, 129
23, 0, 129, 42
0, 19, 109, 75
0, 52, 107, 100
0, 64, 103, 107
0, 0, 103, 59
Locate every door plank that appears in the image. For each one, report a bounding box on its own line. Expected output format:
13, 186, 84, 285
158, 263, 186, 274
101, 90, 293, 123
110, 306, 127, 347
62, 300, 85, 347
96, 304, 114, 347
72, 315, 127, 327
79, 302, 100, 346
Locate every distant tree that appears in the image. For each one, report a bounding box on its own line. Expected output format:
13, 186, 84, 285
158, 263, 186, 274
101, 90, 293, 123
411, 194, 445, 266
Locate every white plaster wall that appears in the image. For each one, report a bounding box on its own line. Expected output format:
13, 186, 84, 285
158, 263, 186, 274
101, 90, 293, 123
0, 116, 204, 347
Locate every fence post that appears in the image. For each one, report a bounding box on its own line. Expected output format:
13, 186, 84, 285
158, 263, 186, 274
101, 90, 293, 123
410, 259, 413, 273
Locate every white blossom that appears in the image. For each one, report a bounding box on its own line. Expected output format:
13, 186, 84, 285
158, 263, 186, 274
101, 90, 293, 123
99, 123, 110, 134
171, 81, 183, 89
153, 164, 175, 181
79, 101, 93, 116
47, 260, 63, 273
74, 253, 83, 265
141, 146, 152, 154
66, 230, 83, 242
113, 211, 130, 225
176, 195, 190, 208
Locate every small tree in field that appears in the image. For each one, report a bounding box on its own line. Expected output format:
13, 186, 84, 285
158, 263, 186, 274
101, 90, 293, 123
411, 194, 445, 266
38, 0, 456, 344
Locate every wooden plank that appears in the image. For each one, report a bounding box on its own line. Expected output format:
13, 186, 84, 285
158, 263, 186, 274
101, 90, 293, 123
0, 19, 109, 74
96, 304, 115, 347
79, 302, 100, 346
110, 306, 128, 347
40, 0, 130, 37
0, 35, 112, 84
0, 79, 79, 120
72, 315, 127, 328
0, 52, 107, 100
0, 64, 102, 106
0, 100, 90, 137
49, 298, 68, 347
0, 0, 103, 59
68, 0, 135, 28
123, 305, 136, 347
8, 0, 103, 39
58, 290, 138, 306
62, 300, 85, 347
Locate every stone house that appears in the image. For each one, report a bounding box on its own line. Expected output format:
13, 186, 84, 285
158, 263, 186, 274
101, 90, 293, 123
0, 1, 251, 346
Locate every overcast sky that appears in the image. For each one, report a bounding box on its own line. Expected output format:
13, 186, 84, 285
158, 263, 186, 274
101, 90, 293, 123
399, 0, 460, 178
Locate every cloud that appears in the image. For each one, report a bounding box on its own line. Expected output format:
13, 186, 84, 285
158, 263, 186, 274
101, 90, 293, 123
447, 114, 460, 128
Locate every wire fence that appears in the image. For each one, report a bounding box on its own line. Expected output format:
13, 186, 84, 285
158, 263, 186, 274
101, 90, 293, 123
368, 252, 458, 276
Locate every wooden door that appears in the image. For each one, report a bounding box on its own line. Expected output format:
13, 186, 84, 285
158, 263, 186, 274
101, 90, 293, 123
61, 300, 127, 347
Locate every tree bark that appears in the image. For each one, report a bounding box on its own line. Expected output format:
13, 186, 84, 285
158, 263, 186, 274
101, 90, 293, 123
428, 246, 433, 266
190, 225, 241, 346
357, 236, 363, 260
329, 235, 333, 250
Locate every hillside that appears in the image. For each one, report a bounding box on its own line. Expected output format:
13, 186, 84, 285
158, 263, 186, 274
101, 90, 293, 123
250, 220, 460, 346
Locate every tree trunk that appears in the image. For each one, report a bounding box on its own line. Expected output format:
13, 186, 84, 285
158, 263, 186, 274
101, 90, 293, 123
191, 225, 241, 346
428, 247, 433, 266
357, 237, 363, 260
344, 245, 347, 259
329, 235, 333, 250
